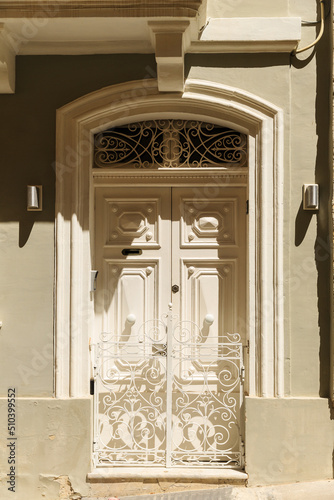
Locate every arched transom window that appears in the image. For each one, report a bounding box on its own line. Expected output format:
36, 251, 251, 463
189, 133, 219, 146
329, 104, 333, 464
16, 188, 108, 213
94, 120, 247, 169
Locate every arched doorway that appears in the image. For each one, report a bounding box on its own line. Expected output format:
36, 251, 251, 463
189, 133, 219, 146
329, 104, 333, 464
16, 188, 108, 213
55, 79, 284, 472
92, 119, 247, 468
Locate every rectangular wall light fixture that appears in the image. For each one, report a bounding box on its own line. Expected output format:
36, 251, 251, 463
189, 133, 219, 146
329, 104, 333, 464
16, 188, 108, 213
303, 184, 319, 211
27, 185, 43, 211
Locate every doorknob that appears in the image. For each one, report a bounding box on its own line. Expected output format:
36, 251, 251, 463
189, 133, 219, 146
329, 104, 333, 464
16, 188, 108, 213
204, 314, 214, 325
172, 285, 180, 293
126, 314, 136, 325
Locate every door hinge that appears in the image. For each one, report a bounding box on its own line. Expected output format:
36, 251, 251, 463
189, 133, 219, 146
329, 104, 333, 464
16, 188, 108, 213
240, 366, 245, 383
90, 379, 95, 395
240, 440, 245, 467
246, 200, 249, 214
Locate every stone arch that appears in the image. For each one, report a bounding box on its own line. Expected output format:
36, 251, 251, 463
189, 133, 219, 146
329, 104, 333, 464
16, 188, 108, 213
55, 78, 284, 399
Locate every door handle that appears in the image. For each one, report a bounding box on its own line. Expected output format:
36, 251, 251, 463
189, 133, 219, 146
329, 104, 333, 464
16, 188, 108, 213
172, 285, 180, 293
126, 314, 136, 325
204, 314, 214, 325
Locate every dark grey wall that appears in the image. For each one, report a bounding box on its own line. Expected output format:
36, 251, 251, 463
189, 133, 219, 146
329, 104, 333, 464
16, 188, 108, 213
0, 54, 157, 228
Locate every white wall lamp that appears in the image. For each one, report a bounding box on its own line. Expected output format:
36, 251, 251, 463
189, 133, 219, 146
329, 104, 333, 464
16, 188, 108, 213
303, 184, 319, 211
27, 185, 42, 211
90, 270, 98, 292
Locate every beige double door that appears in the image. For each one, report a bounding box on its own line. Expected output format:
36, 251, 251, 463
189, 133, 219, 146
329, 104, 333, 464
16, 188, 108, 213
94, 184, 246, 467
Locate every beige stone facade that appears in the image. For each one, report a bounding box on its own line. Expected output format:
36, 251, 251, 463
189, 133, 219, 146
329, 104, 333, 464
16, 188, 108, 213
0, 1, 333, 499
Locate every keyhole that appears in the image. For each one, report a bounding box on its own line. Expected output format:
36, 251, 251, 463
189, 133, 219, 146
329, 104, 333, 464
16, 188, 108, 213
172, 285, 180, 293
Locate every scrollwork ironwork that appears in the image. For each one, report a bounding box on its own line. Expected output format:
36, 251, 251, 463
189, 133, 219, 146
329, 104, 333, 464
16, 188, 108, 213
94, 120, 247, 169
93, 313, 243, 468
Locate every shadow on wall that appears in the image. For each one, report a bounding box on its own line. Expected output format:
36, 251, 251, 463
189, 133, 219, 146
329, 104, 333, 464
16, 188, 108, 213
0, 170, 54, 248
292, 1, 333, 399
0, 54, 157, 248
294, 202, 313, 246
19, 184, 50, 247
184, 53, 289, 81
314, 1, 332, 400
19, 216, 37, 248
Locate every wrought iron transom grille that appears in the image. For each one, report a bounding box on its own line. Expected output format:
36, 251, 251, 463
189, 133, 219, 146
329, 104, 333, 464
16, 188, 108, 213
94, 120, 247, 169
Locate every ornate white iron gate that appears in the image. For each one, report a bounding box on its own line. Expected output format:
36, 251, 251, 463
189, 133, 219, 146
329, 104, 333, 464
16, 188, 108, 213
92, 305, 244, 468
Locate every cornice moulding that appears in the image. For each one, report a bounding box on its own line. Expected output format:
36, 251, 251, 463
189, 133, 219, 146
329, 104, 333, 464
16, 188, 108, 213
18, 40, 154, 55
0, 0, 203, 17
196, 17, 301, 53
0, 15, 302, 92
189, 40, 300, 54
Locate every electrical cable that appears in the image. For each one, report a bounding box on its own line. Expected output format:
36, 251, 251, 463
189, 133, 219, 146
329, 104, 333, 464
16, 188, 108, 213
301, 0, 331, 25
292, 0, 326, 55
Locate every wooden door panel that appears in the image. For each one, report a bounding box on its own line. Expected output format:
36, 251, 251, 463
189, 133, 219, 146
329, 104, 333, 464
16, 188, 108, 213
180, 196, 237, 247
94, 187, 170, 465
172, 187, 246, 335
170, 187, 245, 466
95, 187, 171, 337
181, 259, 237, 339
103, 259, 159, 341
104, 197, 160, 248
94, 185, 245, 468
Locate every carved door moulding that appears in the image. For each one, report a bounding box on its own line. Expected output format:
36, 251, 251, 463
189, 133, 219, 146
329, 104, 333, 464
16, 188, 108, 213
55, 78, 284, 401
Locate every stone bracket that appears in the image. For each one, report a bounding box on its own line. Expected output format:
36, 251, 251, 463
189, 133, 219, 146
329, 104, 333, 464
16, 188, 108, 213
148, 21, 190, 93
0, 24, 15, 93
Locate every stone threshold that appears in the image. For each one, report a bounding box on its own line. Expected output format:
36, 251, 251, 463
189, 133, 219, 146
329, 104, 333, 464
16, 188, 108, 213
87, 467, 248, 482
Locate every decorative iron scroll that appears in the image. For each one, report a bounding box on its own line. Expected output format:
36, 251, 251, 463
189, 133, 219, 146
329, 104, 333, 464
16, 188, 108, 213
93, 313, 244, 468
171, 322, 243, 468
94, 120, 247, 169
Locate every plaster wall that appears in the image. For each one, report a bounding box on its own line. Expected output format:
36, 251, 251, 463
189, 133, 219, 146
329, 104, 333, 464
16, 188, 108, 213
0, 0, 329, 401
0, 0, 332, 495
0, 397, 333, 498
185, 47, 327, 398
245, 397, 334, 486
0, 54, 158, 397
0, 398, 91, 500
0, 50, 328, 399
206, 0, 290, 18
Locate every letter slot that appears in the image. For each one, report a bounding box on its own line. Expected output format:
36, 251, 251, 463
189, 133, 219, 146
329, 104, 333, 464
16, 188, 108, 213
122, 249, 142, 256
